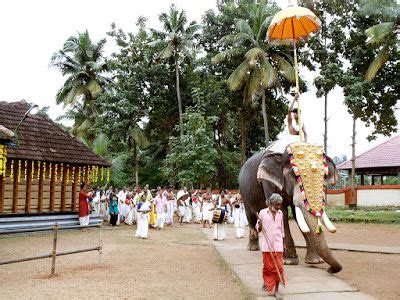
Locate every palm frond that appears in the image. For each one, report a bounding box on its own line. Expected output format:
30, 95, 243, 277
87, 79, 103, 98
365, 46, 389, 81
365, 22, 395, 45
159, 43, 174, 59
227, 61, 250, 91
272, 54, 295, 82
211, 47, 243, 64
92, 133, 109, 157
244, 47, 265, 63
257, 16, 273, 43
235, 19, 254, 39
261, 60, 278, 88
245, 67, 264, 101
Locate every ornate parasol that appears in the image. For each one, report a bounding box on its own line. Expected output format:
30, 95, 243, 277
267, 5, 321, 142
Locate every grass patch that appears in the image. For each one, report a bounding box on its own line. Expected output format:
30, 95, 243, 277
325, 206, 400, 224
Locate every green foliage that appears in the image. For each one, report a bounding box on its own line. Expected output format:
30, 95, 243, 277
325, 206, 400, 224
51, 30, 110, 140
163, 110, 218, 187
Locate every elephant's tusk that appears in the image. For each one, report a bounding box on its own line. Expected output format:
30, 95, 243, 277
295, 206, 310, 233
322, 211, 337, 233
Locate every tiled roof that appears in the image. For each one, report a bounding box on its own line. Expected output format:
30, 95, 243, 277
338, 135, 400, 170
0, 101, 111, 166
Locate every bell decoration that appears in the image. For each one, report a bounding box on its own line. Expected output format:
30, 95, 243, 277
0, 145, 6, 176
72, 166, 75, 183
31, 161, 35, 180
315, 217, 323, 233
24, 160, 28, 181
37, 161, 40, 181
60, 163, 64, 181
54, 164, 58, 182
43, 162, 47, 181
66, 165, 70, 184
18, 160, 22, 183
107, 168, 110, 182
10, 159, 14, 180
78, 166, 81, 183
48, 163, 52, 180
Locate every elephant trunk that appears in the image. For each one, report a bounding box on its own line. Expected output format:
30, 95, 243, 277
313, 233, 342, 274
300, 206, 342, 273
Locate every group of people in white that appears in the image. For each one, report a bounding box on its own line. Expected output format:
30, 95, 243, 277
88, 185, 248, 240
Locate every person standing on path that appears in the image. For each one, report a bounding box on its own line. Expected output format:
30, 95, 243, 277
256, 193, 286, 297
78, 182, 92, 226
108, 188, 119, 227
154, 188, 167, 230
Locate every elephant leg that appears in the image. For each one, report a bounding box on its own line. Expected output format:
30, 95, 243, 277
283, 204, 298, 265
302, 231, 325, 264
246, 209, 259, 251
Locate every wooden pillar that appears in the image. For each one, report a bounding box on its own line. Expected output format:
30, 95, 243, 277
0, 174, 4, 213
371, 176, 375, 185
84, 165, 89, 183
25, 161, 32, 213
12, 161, 19, 213
38, 162, 44, 212
61, 165, 67, 211
360, 174, 364, 185
49, 163, 56, 212
71, 167, 78, 211
381, 175, 384, 185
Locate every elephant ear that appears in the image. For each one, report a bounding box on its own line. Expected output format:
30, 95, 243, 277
257, 152, 284, 191
326, 156, 339, 185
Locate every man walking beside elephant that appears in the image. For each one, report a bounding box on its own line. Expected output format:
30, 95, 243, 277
256, 193, 285, 297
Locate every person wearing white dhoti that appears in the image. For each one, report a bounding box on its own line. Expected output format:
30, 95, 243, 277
192, 191, 202, 224
116, 189, 127, 225
201, 190, 214, 228
124, 194, 134, 225
233, 194, 247, 238
154, 190, 167, 230
135, 199, 151, 239
267, 97, 311, 154
183, 197, 192, 223
99, 190, 109, 221
165, 187, 175, 226
177, 189, 189, 225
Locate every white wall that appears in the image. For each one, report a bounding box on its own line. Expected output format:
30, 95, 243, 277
357, 189, 400, 206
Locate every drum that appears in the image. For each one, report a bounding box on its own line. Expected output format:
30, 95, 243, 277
212, 208, 228, 224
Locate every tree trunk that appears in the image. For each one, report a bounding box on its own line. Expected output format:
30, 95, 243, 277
261, 91, 270, 147
324, 92, 328, 154
239, 109, 249, 166
175, 54, 183, 139
350, 115, 357, 209
133, 142, 139, 187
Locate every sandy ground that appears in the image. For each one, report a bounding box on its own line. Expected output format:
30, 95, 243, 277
0, 224, 250, 299
290, 221, 400, 300
1, 221, 399, 299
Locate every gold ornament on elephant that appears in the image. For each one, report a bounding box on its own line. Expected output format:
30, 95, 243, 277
286, 142, 328, 233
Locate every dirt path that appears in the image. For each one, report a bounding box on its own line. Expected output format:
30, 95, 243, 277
0, 224, 249, 299
290, 221, 400, 300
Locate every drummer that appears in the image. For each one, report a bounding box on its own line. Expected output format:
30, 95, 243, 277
213, 189, 231, 241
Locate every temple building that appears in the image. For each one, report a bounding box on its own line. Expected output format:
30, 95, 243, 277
338, 135, 400, 185
0, 101, 111, 215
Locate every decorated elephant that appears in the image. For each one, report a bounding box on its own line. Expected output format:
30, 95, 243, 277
238, 142, 342, 274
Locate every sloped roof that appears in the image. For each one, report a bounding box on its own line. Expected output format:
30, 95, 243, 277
338, 135, 400, 170
0, 101, 110, 166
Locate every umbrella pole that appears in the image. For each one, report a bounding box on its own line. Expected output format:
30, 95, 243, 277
293, 39, 304, 142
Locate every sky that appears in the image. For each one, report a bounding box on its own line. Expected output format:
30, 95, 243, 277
0, 0, 398, 160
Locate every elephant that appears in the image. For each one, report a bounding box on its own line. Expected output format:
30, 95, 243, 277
238, 148, 342, 274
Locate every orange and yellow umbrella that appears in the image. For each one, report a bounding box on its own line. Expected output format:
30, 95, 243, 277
267, 6, 321, 142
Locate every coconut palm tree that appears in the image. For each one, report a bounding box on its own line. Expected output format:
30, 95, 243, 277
51, 30, 110, 139
212, 3, 295, 147
360, 0, 399, 81
148, 5, 201, 138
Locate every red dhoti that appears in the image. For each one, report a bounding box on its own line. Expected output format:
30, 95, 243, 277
262, 252, 285, 293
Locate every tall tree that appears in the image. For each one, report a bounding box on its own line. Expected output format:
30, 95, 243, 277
360, 0, 400, 81
299, 0, 348, 154
148, 5, 201, 138
213, 1, 295, 147
51, 30, 110, 140
339, 1, 399, 206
